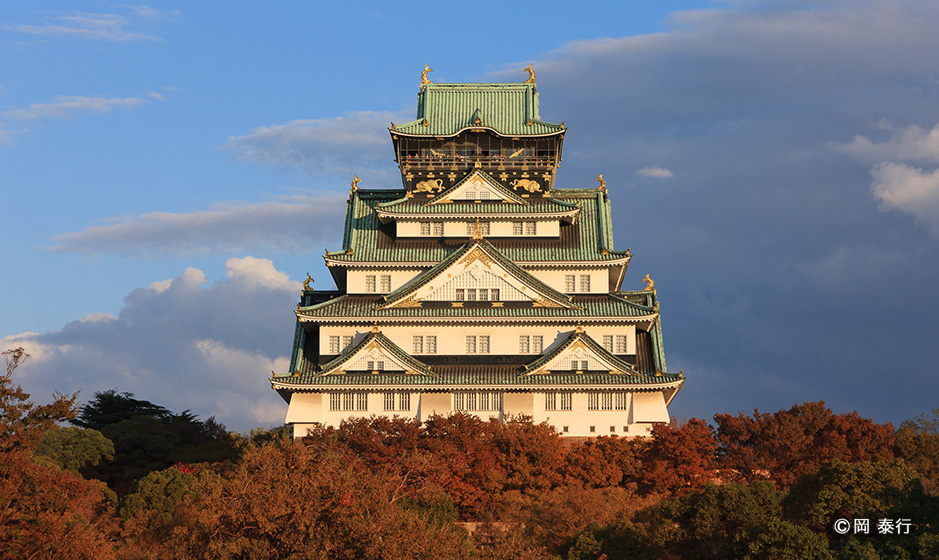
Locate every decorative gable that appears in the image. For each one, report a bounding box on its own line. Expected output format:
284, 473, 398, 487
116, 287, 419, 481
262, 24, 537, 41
382, 241, 575, 309
523, 327, 640, 376
427, 169, 528, 205
318, 328, 432, 376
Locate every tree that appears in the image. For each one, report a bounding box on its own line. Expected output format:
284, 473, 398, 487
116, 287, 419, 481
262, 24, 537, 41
714, 401, 895, 489
0, 348, 120, 559
640, 418, 718, 495
564, 436, 645, 489
38, 425, 114, 471
895, 408, 939, 494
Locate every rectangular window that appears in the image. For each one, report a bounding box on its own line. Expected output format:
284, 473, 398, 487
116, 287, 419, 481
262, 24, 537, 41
330, 393, 341, 411
420, 222, 431, 235
466, 336, 476, 353
572, 360, 588, 371
329, 336, 340, 354
602, 392, 613, 411
399, 393, 410, 411
426, 335, 436, 354
413, 335, 424, 354
525, 222, 536, 235
454, 392, 502, 411
384, 393, 395, 411
615, 392, 627, 410
376, 361, 384, 371
456, 289, 465, 301
610, 426, 616, 433
588, 393, 599, 410
343, 393, 355, 411
512, 222, 523, 235
479, 392, 490, 411
479, 335, 490, 354
616, 335, 628, 353
466, 289, 477, 301
603, 335, 614, 352
432, 222, 443, 236
357, 393, 368, 411
589, 426, 596, 433
366, 360, 374, 370
479, 288, 489, 301
380, 275, 391, 293
561, 393, 572, 411
532, 335, 543, 353
342, 335, 353, 349
562, 426, 569, 433
519, 335, 530, 353
478, 190, 491, 200
454, 392, 465, 410
365, 275, 376, 293
565, 274, 575, 292
579, 274, 591, 292
466, 222, 474, 235
545, 392, 557, 411
490, 289, 500, 301
467, 392, 477, 411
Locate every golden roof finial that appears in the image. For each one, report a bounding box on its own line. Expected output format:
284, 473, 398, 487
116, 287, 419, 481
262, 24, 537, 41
371, 325, 381, 334
595, 174, 607, 191
351, 175, 361, 192
421, 64, 433, 89
575, 325, 584, 334
523, 64, 536, 84
642, 274, 655, 292
302, 273, 314, 291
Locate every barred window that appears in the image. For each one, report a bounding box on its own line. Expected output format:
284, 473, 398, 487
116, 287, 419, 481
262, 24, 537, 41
365, 275, 376, 293
525, 222, 536, 235
384, 393, 395, 411
466, 289, 477, 301
456, 289, 465, 301
420, 222, 430, 235
601, 392, 613, 411
532, 335, 543, 353
561, 392, 572, 411
342, 335, 353, 349
399, 393, 411, 410
615, 392, 627, 410
479, 288, 489, 301
588, 393, 599, 411
329, 336, 340, 354
615, 335, 628, 353
413, 335, 424, 354
519, 335, 530, 353
512, 222, 523, 235
465, 221, 490, 235
467, 392, 477, 411
454, 392, 503, 411
426, 335, 436, 354
579, 275, 591, 292
343, 392, 355, 410
380, 275, 391, 292
432, 222, 443, 236
603, 335, 614, 352
572, 360, 588, 371
490, 289, 500, 301
466, 336, 476, 353
454, 392, 465, 410
545, 392, 557, 411
357, 393, 368, 410
565, 275, 575, 292
330, 393, 341, 411
479, 335, 490, 353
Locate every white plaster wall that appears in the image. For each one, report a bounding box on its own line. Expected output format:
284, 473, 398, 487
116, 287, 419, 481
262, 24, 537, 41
418, 392, 451, 420
630, 392, 670, 423
285, 393, 323, 424
528, 268, 607, 294
396, 219, 560, 238
346, 268, 424, 294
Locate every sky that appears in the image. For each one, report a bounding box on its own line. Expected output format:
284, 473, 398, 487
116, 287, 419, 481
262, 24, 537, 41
2, 1, 939, 433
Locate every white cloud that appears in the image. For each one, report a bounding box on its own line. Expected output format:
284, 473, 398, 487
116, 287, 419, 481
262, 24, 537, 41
4, 95, 151, 121
223, 110, 410, 181
1, 260, 299, 431
46, 194, 346, 256
830, 122, 939, 164
871, 162, 939, 236
10, 7, 178, 42
637, 166, 673, 178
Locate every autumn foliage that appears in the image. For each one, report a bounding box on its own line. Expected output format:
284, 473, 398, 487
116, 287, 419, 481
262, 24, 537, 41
2, 346, 937, 559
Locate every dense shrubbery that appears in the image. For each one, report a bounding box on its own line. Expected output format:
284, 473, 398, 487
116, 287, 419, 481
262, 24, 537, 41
3, 346, 938, 559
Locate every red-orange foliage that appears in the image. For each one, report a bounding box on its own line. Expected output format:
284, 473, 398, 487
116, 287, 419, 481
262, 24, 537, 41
491, 417, 566, 491
563, 436, 645, 489
714, 400, 895, 489
640, 418, 718, 495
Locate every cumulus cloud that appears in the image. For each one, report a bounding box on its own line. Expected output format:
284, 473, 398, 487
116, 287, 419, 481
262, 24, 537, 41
10, 7, 178, 42
637, 167, 673, 178
223, 110, 410, 180
871, 162, 939, 236
1, 258, 298, 431
46, 194, 346, 256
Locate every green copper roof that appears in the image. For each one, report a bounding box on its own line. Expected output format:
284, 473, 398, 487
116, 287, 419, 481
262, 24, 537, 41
298, 294, 657, 320
327, 188, 628, 263
391, 83, 565, 137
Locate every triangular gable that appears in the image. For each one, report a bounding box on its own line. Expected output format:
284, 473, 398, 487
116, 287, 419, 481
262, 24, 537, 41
521, 327, 640, 376
317, 327, 433, 376
382, 239, 576, 310
426, 169, 530, 206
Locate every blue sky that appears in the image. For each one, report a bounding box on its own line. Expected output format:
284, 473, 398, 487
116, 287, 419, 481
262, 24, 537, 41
3, 1, 939, 432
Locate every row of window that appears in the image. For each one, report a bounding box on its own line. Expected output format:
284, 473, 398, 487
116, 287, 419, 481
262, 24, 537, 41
329, 392, 411, 412
455, 288, 499, 301
365, 274, 392, 293
417, 221, 537, 236
327, 391, 629, 413
564, 274, 591, 292
333, 334, 628, 356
